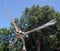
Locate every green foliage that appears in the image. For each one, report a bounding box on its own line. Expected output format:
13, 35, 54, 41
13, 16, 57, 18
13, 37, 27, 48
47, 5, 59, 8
0, 28, 10, 51
0, 27, 10, 35
0, 46, 4, 51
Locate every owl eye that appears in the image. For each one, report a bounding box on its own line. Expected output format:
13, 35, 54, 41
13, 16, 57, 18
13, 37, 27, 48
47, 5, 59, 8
20, 33, 23, 34
17, 32, 19, 33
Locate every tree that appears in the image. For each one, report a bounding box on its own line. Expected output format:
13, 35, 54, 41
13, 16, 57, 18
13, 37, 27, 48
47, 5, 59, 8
10, 5, 60, 51
0, 27, 10, 35
0, 27, 11, 51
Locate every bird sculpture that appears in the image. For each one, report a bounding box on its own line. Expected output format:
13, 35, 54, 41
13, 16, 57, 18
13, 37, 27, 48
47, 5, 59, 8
5, 6, 56, 51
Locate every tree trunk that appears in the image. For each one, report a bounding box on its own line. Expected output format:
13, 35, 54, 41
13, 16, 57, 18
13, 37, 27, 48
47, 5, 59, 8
36, 40, 40, 51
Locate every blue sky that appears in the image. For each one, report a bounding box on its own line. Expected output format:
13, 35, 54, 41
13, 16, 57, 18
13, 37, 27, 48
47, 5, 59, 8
0, 0, 60, 28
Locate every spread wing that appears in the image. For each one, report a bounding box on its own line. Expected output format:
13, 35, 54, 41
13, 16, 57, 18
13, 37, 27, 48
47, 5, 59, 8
21, 37, 26, 51
5, 6, 26, 49
9, 35, 26, 51
24, 19, 56, 34
5, 6, 21, 32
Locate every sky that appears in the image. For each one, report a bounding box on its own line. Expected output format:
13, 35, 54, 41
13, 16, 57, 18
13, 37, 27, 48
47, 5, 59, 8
0, 0, 60, 28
